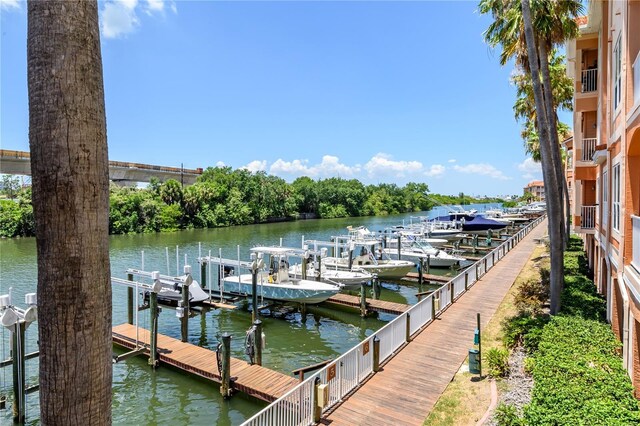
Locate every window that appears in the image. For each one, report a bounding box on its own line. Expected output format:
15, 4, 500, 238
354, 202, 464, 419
603, 170, 608, 227
613, 33, 622, 111
612, 164, 621, 232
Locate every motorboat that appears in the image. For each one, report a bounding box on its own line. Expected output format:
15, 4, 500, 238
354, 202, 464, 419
459, 216, 508, 233
288, 262, 373, 289
323, 232, 416, 279
200, 247, 341, 304
383, 240, 466, 268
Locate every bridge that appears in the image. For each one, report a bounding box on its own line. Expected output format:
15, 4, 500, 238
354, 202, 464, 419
0, 149, 203, 185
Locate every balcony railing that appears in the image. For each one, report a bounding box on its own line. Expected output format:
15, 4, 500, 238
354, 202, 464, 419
581, 138, 597, 161
633, 216, 640, 271
581, 68, 597, 92
581, 205, 596, 229
633, 52, 640, 105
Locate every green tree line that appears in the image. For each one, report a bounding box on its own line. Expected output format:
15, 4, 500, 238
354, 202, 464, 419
1, 166, 506, 238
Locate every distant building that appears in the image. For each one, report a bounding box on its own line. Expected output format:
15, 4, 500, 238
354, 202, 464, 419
523, 180, 545, 201
565, 1, 640, 396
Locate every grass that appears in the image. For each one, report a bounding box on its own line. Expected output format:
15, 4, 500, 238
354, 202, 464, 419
423, 244, 547, 426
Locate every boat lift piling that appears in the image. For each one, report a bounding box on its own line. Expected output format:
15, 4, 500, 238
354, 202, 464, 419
178, 265, 192, 343
220, 333, 232, 398
0, 291, 38, 424
359, 282, 368, 317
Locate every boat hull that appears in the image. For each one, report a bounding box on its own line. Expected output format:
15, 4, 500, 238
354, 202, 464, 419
221, 274, 339, 304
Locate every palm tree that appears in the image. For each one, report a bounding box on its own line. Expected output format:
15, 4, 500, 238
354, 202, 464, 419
479, 0, 583, 314
512, 50, 574, 246
27, 1, 112, 423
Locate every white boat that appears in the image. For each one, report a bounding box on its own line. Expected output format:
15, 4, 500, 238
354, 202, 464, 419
383, 240, 466, 268
323, 235, 416, 279
288, 263, 373, 289
220, 247, 340, 304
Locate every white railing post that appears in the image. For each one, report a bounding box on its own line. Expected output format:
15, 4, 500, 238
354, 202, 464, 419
581, 138, 597, 161
581, 68, 597, 92
581, 205, 596, 229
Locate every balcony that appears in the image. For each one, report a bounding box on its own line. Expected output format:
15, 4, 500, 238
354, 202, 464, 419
581, 68, 597, 93
633, 216, 640, 272
581, 205, 596, 229
581, 138, 597, 162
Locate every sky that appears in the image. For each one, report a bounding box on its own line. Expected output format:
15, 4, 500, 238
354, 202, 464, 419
1, 0, 555, 197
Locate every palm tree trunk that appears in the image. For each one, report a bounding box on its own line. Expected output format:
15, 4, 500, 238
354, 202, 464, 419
522, 0, 564, 314
27, 1, 112, 424
538, 41, 567, 248
563, 173, 571, 246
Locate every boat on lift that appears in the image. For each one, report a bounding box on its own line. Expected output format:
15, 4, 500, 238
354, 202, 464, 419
383, 239, 466, 268
201, 247, 341, 304
323, 230, 416, 279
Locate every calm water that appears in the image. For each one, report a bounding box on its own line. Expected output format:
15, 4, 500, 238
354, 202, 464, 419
0, 204, 499, 425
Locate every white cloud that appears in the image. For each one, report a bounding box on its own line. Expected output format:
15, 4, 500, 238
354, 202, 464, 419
145, 0, 164, 12
215, 161, 226, 167
453, 163, 511, 180
448, 159, 457, 163
517, 157, 541, 174
270, 155, 360, 178
242, 160, 267, 173
425, 164, 446, 177
100, 0, 176, 39
363, 153, 422, 178
101, 0, 140, 38
0, 0, 20, 10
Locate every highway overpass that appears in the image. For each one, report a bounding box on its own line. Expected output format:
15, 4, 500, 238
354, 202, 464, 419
0, 149, 203, 185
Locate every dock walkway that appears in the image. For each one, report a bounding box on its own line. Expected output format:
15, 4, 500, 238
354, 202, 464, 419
112, 323, 298, 402
321, 219, 547, 425
325, 294, 409, 315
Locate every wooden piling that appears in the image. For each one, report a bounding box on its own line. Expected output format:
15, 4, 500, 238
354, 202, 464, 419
251, 267, 258, 322
301, 256, 307, 280
373, 337, 381, 372
396, 235, 402, 260
405, 313, 411, 343
12, 321, 26, 424
313, 377, 322, 422
359, 282, 367, 317
127, 273, 134, 325
200, 262, 207, 288
418, 259, 424, 285
254, 320, 263, 367
221, 333, 231, 398
149, 292, 159, 368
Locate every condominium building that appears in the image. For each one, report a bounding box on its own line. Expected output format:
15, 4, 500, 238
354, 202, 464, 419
565, 0, 640, 395
523, 180, 545, 201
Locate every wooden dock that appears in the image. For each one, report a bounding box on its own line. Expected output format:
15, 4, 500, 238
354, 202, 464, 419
321, 219, 547, 425
112, 323, 298, 402
403, 272, 450, 283
324, 294, 409, 315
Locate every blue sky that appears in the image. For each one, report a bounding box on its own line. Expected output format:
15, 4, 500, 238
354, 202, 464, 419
1, 0, 552, 196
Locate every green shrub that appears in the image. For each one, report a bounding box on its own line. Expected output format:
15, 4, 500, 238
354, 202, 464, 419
486, 347, 509, 377
502, 314, 549, 352
494, 403, 524, 426
513, 276, 549, 315
524, 316, 640, 425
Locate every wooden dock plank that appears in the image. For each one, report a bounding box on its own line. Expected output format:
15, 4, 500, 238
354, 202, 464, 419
322, 219, 547, 425
112, 323, 298, 402
324, 293, 409, 315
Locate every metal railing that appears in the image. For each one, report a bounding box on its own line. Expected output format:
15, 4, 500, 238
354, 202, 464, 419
241, 215, 545, 426
581, 206, 596, 229
633, 216, 640, 272
581, 68, 597, 92
581, 138, 597, 161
